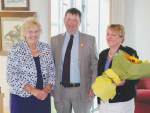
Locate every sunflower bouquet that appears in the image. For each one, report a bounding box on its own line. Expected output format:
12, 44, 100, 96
92, 50, 150, 103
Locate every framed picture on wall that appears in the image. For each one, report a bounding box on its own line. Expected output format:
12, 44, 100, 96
1, 0, 29, 11
0, 12, 36, 56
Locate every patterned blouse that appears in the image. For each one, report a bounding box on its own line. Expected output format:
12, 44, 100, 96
6, 40, 56, 97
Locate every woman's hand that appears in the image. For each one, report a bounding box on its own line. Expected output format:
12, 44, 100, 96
36, 84, 52, 100
112, 79, 126, 86
50, 90, 54, 97
98, 104, 100, 108
23, 84, 50, 100
30, 88, 43, 99
32, 88, 48, 100
39, 89, 49, 100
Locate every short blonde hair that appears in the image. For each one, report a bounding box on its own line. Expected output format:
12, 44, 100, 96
21, 17, 42, 38
107, 24, 125, 44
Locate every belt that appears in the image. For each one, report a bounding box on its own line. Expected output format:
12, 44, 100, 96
60, 82, 80, 88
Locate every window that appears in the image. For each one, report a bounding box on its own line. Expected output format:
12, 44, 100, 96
51, 0, 111, 112
51, 0, 59, 37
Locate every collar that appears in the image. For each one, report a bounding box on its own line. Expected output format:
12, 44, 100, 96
22, 39, 41, 52
101, 45, 123, 59
66, 31, 79, 39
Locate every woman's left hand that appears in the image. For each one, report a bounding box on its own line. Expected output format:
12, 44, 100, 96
112, 79, 126, 86
37, 89, 49, 100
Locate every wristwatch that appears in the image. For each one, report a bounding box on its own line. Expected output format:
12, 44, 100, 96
45, 86, 50, 93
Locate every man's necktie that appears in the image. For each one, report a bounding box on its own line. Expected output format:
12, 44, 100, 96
62, 35, 74, 88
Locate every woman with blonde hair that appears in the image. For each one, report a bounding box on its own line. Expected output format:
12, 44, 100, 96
97, 24, 139, 113
6, 17, 56, 113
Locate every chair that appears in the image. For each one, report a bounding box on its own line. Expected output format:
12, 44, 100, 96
134, 78, 150, 113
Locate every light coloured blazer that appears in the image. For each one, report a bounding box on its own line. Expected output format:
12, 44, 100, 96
51, 32, 98, 102
6, 40, 56, 97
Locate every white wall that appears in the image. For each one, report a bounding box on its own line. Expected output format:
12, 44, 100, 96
112, 0, 150, 61
0, 0, 50, 110
99, 0, 110, 52
0, 56, 8, 109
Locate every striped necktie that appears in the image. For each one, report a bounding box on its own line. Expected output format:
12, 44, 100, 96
62, 35, 74, 88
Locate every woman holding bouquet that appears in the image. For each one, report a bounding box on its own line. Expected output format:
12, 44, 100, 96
97, 24, 139, 113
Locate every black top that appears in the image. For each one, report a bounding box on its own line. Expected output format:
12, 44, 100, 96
33, 56, 43, 90
97, 45, 139, 104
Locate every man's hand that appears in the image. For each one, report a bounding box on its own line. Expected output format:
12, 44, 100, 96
89, 89, 95, 98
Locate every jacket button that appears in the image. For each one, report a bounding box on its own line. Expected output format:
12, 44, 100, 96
118, 93, 120, 95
